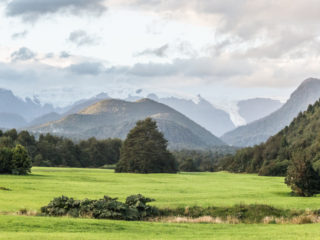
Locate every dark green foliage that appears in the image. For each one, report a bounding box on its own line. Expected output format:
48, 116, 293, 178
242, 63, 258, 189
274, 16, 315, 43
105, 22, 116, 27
161, 204, 297, 223
0, 144, 31, 175
285, 153, 320, 197
0, 129, 122, 168
178, 158, 198, 172
41, 194, 158, 220
173, 149, 235, 172
219, 100, 320, 177
0, 147, 13, 173
116, 118, 177, 173
11, 144, 32, 175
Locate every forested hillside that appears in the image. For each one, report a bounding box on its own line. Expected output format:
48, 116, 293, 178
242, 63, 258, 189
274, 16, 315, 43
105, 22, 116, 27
220, 99, 320, 176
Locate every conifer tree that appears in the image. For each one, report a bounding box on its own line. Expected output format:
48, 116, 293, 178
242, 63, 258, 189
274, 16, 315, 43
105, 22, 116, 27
116, 118, 177, 173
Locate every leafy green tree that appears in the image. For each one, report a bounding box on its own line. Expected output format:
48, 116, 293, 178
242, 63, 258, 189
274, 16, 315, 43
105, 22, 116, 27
116, 118, 177, 173
285, 152, 320, 197
11, 144, 32, 175
0, 147, 13, 173
179, 158, 198, 172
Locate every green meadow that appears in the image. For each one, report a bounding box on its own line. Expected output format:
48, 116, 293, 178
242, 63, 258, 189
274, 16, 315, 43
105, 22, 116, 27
1, 167, 320, 212
1, 167, 320, 239
1, 215, 320, 240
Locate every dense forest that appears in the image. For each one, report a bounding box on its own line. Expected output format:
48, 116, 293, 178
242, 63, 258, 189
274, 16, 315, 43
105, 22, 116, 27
0, 129, 122, 168
219, 100, 320, 176
0, 129, 233, 171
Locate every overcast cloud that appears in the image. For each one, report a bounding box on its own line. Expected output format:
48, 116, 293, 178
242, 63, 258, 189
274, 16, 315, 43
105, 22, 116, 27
0, 0, 319, 105
5, 0, 107, 21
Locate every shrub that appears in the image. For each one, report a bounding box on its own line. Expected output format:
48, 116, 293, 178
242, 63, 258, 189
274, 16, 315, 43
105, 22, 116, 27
41, 194, 159, 221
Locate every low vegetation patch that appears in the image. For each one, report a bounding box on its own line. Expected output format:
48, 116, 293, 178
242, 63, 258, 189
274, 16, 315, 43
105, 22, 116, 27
40, 195, 320, 224
40, 194, 159, 220
159, 204, 301, 224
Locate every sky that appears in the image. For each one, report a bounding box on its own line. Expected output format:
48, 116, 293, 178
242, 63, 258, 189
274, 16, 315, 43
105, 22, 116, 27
0, 0, 320, 107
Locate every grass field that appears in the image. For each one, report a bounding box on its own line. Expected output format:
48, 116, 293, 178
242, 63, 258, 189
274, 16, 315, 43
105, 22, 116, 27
1, 167, 320, 212
1, 167, 320, 240
1, 215, 320, 240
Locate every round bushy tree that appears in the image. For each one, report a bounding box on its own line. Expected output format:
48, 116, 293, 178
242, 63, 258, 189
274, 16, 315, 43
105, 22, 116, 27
285, 152, 320, 197
11, 144, 32, 175
116, 118, 177, 173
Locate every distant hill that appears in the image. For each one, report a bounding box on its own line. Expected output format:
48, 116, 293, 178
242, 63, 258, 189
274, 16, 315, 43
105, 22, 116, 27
237, 98, 283, 124
29, 98, 225, 150
63, 92, 110, 116
220, 98, 320, 176
0, 88, 55, 122
222, 78, 320, 147
0, 112, 27, 129
146, 94, 235, 136
27, 112, 62, 127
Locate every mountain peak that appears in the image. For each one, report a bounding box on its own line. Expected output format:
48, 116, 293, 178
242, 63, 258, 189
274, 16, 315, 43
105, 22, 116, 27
300, 77, 320, 85
95, 92, 110, 99
135, 98, 157, 103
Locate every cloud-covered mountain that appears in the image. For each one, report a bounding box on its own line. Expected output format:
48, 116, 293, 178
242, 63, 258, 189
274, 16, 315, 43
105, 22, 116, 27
30, 98, 225, 150
222, 78, 320, 147
237, 98, 283, 124
0, 112, 27, 129
144, 94, 235, 136
0, 88, 55, 122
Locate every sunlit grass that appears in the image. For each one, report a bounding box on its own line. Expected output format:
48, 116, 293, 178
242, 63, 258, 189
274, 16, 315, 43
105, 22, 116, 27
1, 167, 319, 213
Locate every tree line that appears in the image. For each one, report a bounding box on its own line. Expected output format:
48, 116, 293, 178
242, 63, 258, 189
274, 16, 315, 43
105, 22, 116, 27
0, 129, 122, 168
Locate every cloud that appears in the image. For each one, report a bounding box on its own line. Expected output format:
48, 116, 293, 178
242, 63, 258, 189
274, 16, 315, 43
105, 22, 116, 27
136, 44, 169, 57
60, 51, 71, 58
106, 57, 252, 80
112, 0, 320, 60
67, 62, 104, 75
68, 30, 98, 46
11, 30, 28, 39
6, 0, 107, 21
45, 53, 54, 59
10, 47, 36, 62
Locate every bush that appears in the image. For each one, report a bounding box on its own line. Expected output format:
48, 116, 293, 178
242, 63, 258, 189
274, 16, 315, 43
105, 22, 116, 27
41, 194, 159, 220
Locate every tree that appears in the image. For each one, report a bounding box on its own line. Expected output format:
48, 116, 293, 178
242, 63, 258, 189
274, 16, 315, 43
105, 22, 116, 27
179, 158, 198, 172
116, 118, 177, 173
0, 147, 13, 173
285, 152, 320, 197
11, 144, 32, 175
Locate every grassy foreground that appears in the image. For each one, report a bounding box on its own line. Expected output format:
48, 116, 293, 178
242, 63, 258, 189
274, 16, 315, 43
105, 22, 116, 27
1, 167, 320, 212
1, 215, 320, 240
1, 167, 320, 239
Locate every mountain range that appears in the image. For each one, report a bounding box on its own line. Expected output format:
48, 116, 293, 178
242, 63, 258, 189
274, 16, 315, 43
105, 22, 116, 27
237, 98, 283, 124
145, 94, 235, 137
0, 88, 56, 122
29, 98, 225, 150
222, 78, 320, 147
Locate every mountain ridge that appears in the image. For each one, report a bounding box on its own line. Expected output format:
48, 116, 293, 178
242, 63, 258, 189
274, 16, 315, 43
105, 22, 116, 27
29, 98, 225, 150
222, 78, 320, 147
